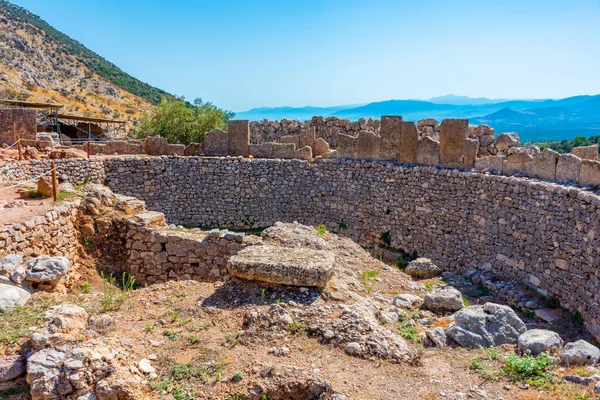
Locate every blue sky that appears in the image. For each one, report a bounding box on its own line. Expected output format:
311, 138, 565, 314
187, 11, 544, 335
10, 0, 600, 112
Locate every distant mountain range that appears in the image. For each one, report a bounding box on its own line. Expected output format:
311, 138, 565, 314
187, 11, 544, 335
237, 94, 600, 142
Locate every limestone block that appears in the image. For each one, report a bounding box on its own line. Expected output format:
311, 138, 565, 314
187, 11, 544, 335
295, 146, 313, 161
272, 143, 295, 159
166, 144, 185, 156
337, 133, 357, 158
0, 109, 13, 145
440, 119, 468, 169
146, 137, 168, 156
578, 159, 600, 187
572, 144, 598, 160
464, 138, 479, 169
204, 129, 228, 156
228, 120, 250, 157
556, 154, 581, 182
249, 143, 272, 159
530, 149, 559, 181
416, 136, 440, 166
280, 135, 299, 149
356, 131, 380, 160
380, 116, 402, 160
320, 150, 338, 159
12, 109, 36, 142
299, 126, 316, 150
126, 143, 144, 154
313, 138, 330, 156
474, 156, 505, 173
184, 142, 204, 156
399, 121, 418, 164
495, 132, 520, 151
504, 152, 533, 175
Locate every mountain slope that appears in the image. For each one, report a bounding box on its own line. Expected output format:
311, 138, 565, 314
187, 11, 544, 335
0, 0, 172, 128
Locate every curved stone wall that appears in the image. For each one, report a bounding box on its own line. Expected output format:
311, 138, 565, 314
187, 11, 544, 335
103, 156, 600, 339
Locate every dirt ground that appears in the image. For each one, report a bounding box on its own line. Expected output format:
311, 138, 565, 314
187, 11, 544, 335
0, 184, 57, 226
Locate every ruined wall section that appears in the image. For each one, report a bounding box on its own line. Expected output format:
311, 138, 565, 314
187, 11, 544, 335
105, 157, 600, 340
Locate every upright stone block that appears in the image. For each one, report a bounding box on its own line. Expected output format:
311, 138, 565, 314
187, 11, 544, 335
0, 108, 14, 144
271, 143, 295, 159
356, 131, 380, 160
228, 120, 250, 157
530, 149, 559, 181
12, 109, 37, 142
399, 122, 418, 164
464, 138, 479, 169
440, 119, 469, 169
313, 138, 330, 156
295, 146, 313, 161
556, 153, 581, 182
184, 142, 204, 156
146, 137, 168, 156
167, 144, 185, 156
337, 133, 358, 159
380, 116, 402, 160
299, 126, 316, 150
204, 129, 228, 156
572, 145, 598, 160
474, 155, 505, 173
249, 143, 273, 159
578, 160, 600, 187
416, 136, 440, 166
504, 153, 533, 176
280, 135, 299, 149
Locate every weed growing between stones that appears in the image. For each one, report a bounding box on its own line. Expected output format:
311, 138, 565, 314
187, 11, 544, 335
361, 270, 379, 293
288, 320, 306, 335
100, 271, 135, 312
316, 224, 327, 237
501, 352, 556, 387
572, 311, 584, 325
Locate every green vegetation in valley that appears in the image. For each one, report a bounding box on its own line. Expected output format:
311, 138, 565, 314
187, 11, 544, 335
134, 96, 234, 145
537, 135, 600, 155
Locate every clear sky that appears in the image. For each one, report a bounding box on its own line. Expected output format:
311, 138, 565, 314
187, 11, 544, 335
10, 0, 600, 111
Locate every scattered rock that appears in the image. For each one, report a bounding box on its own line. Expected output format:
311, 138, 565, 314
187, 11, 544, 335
393, 293, 423, 309
0, 355, 25, 382
518, 329, 563, 356
495, 132, 520, 151
25, 256, 71, 285
138, 358, 155, 374
0, 283, 30, 312
261, 221, 329, 250
44, 304, 88, 334
345, 342, 362, 356
534, 308, 562, 323
405, 258, 441, 279
561, 340, 600, 366
424, 285, 464, 313
0, 254, 23, 275
445, 303, 527, 348
425, 327, 447, 347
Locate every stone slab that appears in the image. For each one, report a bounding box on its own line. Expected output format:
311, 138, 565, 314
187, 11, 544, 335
464, 138, 479, 169
0, 109, 13, 145
313, 138, 330, 156
416, 136, 439, 166
299, 126, 316, 150
337, 133, 358, 159
228, 120, 250, 157
356, 131, 380, 160
204, 129, 228, 156
399, 121, 418, 164
504, 153, 533, 176
146, 137, 168, 156
227, 244, 335, 287
380, 116, 402, 160
474, 155, 505, 173
578, 159, 600, 187
12, 109, 36, 142
556, 153, 581, 182
440, 119, 468, 169
184, 142, 204, 156
531, 149, 559, 181
572, 145, 598, 160
280, 135, 299, 149
166, 144, 185, 156
295, 145, 313, 161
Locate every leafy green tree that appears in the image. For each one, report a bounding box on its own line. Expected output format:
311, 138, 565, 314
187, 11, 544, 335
134, 96, 234, 144
571, 136, 591, 148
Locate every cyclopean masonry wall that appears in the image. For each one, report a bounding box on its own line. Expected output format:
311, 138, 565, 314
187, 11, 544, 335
0, 158, 106, 185
104, 156, 600, 341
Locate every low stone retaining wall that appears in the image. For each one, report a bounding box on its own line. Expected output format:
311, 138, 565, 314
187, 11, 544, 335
0, 159, 105, 185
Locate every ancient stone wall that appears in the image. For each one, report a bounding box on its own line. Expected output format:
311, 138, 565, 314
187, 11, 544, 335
0, 200, 81, 263
0, 158, 105, 185
0, 108, 36, 145
103, 156, 600, 340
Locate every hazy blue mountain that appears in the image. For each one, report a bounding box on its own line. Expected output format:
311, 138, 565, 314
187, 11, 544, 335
236, 94, 600, 142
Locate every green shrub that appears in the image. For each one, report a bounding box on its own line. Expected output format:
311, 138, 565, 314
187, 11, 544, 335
501, 352, 555, 386
316, 224, 327, 237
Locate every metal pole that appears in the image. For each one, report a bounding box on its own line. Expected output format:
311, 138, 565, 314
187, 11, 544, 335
51, 161, 58, 202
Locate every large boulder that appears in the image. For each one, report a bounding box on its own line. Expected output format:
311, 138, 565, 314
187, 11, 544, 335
393, 293, 423, 309
227, 245, 335, 287
0, 355, 25, 382
561, 340, 600, 366
423, 285, 464, 312
495, 132, 520, 151
518, 329, 563, 356
25, 256, 71, 285
0, 283, 30, 312
0, 254, 23, 275
445, 303, 527, 348
405, 258, 441, 279
44, 304, 88, 334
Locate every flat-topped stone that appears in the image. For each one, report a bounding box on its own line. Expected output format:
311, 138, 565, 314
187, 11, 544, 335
227, 245, 335, 287
131, 212, 167, 227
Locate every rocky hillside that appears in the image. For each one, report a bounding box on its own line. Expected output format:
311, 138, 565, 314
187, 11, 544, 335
0, 0, 169, 130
